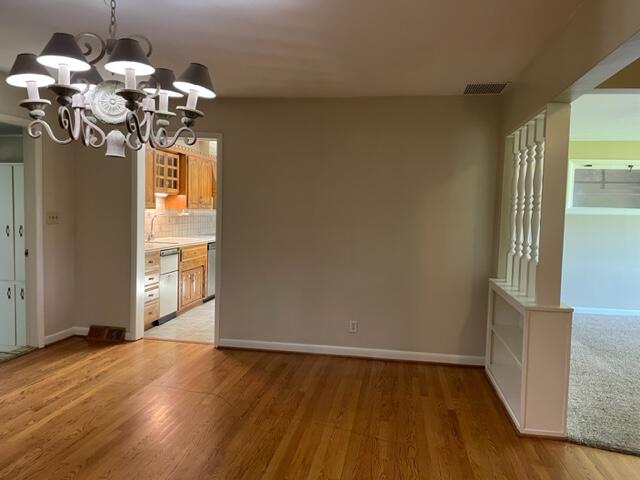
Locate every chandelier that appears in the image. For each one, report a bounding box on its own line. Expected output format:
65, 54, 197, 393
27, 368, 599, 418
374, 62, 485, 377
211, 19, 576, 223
4, 0, 215, 157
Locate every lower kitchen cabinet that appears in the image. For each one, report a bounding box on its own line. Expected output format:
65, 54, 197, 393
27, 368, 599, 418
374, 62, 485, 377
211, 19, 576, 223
180, 266, 205, 309
144, 251, 161, 330
144, 300, 160, 330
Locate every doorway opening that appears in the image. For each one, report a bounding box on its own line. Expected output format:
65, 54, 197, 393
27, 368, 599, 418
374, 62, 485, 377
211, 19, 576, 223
0, 121, 31, 361
137, 137, 220, 344
562, 93, 640, 455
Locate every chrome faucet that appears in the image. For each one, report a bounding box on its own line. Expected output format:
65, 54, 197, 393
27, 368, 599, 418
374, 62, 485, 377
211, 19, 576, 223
147, 213, 163, 242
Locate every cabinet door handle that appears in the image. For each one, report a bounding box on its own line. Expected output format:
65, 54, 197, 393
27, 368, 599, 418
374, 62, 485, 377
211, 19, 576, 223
20, 288, 24, 300
5, 225, 9, 237
7, 287, 11, 300
18, 225, 23, 238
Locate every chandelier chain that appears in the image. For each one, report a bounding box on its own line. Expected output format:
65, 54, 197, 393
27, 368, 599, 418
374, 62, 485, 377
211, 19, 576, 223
108, 0, 117, 38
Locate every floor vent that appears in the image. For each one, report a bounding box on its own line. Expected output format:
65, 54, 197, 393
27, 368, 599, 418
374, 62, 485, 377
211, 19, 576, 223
87, 325, 127, 343
464, 82, 509, 95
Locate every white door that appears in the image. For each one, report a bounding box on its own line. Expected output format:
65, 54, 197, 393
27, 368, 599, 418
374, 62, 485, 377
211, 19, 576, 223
13, 165, 25, 282
15, 282, 26, 346
0, 166, 14, 281
0, 281, 16, 347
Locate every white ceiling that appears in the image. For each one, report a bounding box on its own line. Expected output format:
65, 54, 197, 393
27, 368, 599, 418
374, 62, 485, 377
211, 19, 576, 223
0, 0, 584, 97
570, 94, 640, 141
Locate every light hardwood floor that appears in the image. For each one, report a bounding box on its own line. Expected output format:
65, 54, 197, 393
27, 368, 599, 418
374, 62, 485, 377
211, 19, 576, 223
0, 338, 638, 480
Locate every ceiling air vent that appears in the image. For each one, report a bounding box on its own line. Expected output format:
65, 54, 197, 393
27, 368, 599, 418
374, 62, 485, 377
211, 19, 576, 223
463, 82, 509, 95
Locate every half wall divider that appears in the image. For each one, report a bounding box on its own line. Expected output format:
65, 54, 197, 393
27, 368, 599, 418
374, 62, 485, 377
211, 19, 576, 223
486, 103, 573, 437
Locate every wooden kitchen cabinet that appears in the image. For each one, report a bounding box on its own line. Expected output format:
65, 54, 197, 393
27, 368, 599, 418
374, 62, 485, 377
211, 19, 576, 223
181, 154, 216, 209
154, 149, 180, 195
178, 244, 207, 311
145, 148, 155, 209
144, 251, 161, 330
145, 146, 216, 210
180, 266, 204, 309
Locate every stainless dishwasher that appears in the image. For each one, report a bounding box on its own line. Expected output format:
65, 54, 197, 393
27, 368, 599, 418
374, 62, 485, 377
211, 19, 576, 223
205, 242, 216, 301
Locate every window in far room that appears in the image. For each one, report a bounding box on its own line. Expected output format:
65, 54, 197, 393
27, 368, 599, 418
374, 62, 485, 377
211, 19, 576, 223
568, 160, 640, 210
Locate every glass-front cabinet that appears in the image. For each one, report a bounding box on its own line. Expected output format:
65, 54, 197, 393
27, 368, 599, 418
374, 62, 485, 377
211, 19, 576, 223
154, 150, 180, 195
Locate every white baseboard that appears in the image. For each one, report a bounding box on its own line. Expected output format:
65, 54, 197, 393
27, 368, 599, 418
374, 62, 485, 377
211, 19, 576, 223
44, 327, 76, 345
217, 338, 485, 366
572, 306, 640, 316
45, 326, 134, 345
519, 427, 566, 438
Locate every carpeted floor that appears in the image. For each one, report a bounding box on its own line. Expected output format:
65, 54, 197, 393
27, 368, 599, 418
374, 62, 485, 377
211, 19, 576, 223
567, 313, 640, 455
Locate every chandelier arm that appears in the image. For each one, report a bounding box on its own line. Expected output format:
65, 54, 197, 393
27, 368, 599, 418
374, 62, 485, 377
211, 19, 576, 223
125, 132, 144, 151
152, 126, 197, 149
27, 120, 73, 145
80, 111, 107, 148
137, 110, 151, 129
75, 32, 107, 65
58, 106, 82, 141
125, 111, 149, 144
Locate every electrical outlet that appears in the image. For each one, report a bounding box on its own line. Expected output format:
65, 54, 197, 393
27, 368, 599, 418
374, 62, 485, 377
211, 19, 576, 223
349, 320, 358, 334
46, 212, 60, 225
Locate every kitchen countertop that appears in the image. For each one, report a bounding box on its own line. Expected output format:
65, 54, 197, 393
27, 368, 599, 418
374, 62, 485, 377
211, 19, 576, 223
144, 235, 216, 253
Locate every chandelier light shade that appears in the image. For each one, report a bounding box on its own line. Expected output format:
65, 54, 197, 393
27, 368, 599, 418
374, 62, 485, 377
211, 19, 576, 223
174, 63, 216, 98
6, 53, 55, 88
37, 33, 91, 71
144, 68, 183, 98
4, 0, 215, 157
70, 66, 104, 90
104, 37, 155, 76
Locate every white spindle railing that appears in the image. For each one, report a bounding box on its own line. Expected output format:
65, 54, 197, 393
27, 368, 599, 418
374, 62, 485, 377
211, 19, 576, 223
512, 125, 528, 288
502, 112, 546, 300
527, 115, 545, 297
519, 121, 536, 293
505, 130, 520, 284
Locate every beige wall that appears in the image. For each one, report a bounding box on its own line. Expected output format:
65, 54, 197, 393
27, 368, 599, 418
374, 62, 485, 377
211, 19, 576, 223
197, 97, 500, 355
42, 142, 76, 335
73, 146, 132, 330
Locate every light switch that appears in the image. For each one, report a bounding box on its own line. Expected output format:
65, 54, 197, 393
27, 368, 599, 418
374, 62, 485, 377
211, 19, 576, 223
46, 212, 60, 225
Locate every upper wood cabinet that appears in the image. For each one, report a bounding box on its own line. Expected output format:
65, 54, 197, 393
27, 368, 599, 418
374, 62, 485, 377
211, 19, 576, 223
144, 146, 216, 210
154, 150, 180, 195
145, 148, 155, 209
181, 154, 216, 209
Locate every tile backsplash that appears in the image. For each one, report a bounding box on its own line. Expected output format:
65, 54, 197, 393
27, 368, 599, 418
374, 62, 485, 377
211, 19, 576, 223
145, 197, 216, 238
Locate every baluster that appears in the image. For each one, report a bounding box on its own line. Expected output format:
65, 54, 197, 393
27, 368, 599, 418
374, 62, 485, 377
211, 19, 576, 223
511, 125, 528, 289
519, 121, 536, 294
527, 115, 545, 299
505, 130, 521, 284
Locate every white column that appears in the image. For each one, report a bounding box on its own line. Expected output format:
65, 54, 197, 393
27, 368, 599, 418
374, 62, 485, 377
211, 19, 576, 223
505, 131, 521, 284
519, 122, 536, 294
535, 103, 570, 305
527, 115, 546, 299
511, 125, 528, 289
